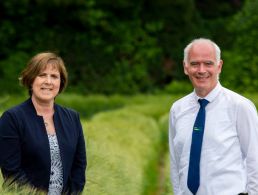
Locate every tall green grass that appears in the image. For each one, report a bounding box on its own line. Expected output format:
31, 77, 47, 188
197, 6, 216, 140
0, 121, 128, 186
1, 93, 257, 195
84, 109, 160, 194
0, 94, 175, 195
158, 114, 173, 195
82, 94, 181, 195
56, 93, 126, 118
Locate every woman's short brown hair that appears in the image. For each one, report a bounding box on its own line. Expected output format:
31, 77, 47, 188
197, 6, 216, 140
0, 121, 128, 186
19, 52, 68, 96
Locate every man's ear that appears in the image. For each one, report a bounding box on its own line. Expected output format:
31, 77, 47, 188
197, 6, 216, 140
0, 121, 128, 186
218, 60, 223, 74
183, 61, 188, 75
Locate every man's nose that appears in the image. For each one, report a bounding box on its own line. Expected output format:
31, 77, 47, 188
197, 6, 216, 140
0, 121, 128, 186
198, 64, 206, 72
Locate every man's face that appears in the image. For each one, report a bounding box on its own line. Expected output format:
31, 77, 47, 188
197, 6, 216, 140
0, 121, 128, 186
184, 41, 223, 97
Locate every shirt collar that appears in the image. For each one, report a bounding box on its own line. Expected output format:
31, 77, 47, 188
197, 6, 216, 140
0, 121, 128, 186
193, 82, 222, 103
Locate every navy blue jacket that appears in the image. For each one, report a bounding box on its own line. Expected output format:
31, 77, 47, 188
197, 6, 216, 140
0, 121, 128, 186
0, 98, 86, 194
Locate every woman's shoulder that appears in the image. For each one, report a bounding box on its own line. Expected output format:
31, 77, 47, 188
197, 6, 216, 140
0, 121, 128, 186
0, 99, 33, 125
54, 104, 79, 118
2, 99, 31, 115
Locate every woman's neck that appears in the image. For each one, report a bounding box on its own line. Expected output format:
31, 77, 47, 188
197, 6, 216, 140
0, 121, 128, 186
31, 96, 54, 116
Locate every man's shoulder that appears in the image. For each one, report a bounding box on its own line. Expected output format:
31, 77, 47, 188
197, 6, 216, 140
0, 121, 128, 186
221, 87, 255, 108
222, 87, 250, 101
170, 92, 194, 110
173, 92, 194, 104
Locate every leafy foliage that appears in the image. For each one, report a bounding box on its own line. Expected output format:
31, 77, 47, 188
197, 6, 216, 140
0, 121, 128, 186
0, 52, 29, 93
0, 0, 244, 94
222, 0, 258, 92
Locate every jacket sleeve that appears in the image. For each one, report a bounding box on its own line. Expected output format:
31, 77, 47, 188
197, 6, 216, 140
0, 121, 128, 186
0, 111, 30, 187
67, 112, 87, 194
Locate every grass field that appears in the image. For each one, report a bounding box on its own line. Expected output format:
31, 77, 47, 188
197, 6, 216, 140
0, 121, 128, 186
0, 92, 257, 195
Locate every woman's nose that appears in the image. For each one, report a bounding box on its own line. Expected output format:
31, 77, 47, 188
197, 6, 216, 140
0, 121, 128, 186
45, 75, 52, 83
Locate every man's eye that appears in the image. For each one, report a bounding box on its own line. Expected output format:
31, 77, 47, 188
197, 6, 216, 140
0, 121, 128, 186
190, 62, 199, 66
205, 61, 214, 66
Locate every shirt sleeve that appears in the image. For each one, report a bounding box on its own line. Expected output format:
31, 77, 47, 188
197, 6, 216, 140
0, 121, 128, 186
168, 107, 180, 194
0, 111, 30, 187
236, 100, 258, 193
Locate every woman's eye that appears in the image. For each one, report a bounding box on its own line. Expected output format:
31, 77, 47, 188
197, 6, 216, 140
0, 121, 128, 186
51, 75, 60, 79
38, 74, 46, 77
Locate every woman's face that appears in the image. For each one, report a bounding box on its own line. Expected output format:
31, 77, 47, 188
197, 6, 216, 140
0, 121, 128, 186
31, 63, 61, 104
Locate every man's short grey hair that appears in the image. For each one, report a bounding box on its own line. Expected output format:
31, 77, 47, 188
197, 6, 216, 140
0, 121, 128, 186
183, 38, 221, 65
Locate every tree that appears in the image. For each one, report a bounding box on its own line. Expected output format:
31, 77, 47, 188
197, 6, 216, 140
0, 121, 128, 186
221, 0, 258, 92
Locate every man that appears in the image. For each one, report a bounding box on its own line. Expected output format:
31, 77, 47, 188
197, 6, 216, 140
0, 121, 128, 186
169, 38, 258, 195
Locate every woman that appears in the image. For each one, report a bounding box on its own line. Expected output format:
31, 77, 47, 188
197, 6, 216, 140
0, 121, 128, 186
0, 52, 87, 194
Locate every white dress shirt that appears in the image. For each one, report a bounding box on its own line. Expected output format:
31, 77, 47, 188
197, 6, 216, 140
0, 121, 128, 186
169, 82, 258, 195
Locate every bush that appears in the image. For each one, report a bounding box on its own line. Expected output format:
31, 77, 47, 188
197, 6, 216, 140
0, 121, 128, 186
163, 81, 193, 94
0, 52, 30, 94
56, 93, 126, 118
223, 0, 258, 92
